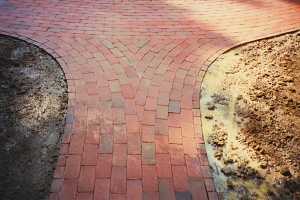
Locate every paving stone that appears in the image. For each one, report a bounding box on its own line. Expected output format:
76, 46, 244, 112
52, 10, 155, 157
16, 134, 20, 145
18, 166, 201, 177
127, 155, 142, 179
172, 165, 188, 191
64, 155, 81, 179
82, 144, 97, 165
142, 143, 156, 164
94, 179, 110, 200
155, 135, 169, 154
76, 193, 93, 200
99, 135, 113, 153
111, 166, 126, 194
157, 105, 168, 119
169, 101, 181, 113
156, 154, 172, 178
77, 166, 95, 192
128, 132, 141, 154
169, 127, 182, 144
159, 179, 176, 200
175, 191, 193, 200
96, 154, 112, 178
189, 180, 208, 200
143, 192, 159, 200
127, 180, 143, 200
142, 165, 158, 192
142, 125, 155, 142
113, 144, 127, 166
112, 93, 124, 108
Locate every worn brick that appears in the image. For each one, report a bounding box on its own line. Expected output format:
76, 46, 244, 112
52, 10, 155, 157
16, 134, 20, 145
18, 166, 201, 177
158, 179, 176, 200
169, 127, 182, 144
169, 101, 181, 113
143, 192, 159, 200
128, 132, 141, 154
96, 154, 112, 178
99, 135, 113, 153
69, 134, 85, 154
142, 165, 158, 192
172, 165, 188, 191
127, 154, 142, 179
64, 155, 81, 178
142, 125, 155, 142
82, 144, 97, 165
78, 166, 95, 192
111, 166, 126, 194
126, 115, 140, 133
113, 124, 127, 144
185, 155, 202, 178
142, 111, 156, 125
76, 193, 93, 200
127, 180, 143, 200
94, 179, 110, 200
175, 191, 193, 200
145, 97, 157, 111
113, 144, 127, 166
155, 119, 169, 135
142, 143, 156, 165
156, 154, 172, 178
170, 144, 185, 165
58, 180, 77, 200
156, 105, 168, 119
155, 135, 169, 154
189, 180, 208, 200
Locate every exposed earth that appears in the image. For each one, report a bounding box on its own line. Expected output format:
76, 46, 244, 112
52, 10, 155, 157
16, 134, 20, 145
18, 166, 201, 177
0, 35, 68, 200
201, 31, 300, 199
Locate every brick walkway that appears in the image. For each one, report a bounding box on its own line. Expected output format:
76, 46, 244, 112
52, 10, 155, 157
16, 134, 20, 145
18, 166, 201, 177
0, 0, 300, 200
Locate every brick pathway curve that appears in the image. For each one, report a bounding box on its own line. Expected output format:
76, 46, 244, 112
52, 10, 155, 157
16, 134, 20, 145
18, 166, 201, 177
0, 0, 300, 199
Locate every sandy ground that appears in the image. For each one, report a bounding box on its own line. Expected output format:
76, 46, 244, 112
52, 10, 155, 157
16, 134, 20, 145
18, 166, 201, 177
0, 35, 68, 200
201, 31, 300, 200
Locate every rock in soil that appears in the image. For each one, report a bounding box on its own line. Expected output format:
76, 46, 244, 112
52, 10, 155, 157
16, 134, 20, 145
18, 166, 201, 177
0, 35, 68, 200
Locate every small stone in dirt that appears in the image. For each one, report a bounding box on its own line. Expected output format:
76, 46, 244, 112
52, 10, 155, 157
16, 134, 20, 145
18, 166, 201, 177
214, 149, 223, 160
236, 95, 243, 100
280, 167, 291, 177
224, 158, 234, 164
226, 179, 235, 189
260, 161, 267, 169
221, 166, 236, 176
207, 103, 216, 110
211, 93, 229, 105
205, 114, 213, 120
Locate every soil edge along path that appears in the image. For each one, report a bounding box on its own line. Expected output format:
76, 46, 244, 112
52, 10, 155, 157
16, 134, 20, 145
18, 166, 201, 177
0, 35, 68, 200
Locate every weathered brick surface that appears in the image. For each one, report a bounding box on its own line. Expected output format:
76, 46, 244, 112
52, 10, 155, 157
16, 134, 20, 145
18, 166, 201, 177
1, 0, 299, 198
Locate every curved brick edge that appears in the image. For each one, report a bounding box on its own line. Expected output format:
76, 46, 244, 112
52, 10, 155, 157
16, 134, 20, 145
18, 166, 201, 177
1, 26, 299, 200
198, 27, 300, 198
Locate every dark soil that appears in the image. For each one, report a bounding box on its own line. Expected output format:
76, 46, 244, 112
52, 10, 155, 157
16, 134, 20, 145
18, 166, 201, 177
0, 35, 68, 200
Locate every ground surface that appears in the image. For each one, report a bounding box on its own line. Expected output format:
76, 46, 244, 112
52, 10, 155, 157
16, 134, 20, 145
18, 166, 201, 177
201, 31, 300, 200
0, 0, 300, 200
0, 35, 67, 199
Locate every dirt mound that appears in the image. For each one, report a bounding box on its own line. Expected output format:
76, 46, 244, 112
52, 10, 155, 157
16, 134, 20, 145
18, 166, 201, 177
236, 33, 300, 175
201, 31, 300, 200
0, 35, 68, 200
234, 31, 300, 199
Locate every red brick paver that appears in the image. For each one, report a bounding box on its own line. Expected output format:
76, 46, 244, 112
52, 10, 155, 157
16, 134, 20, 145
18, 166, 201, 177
1, 0, 299, 199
